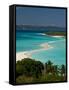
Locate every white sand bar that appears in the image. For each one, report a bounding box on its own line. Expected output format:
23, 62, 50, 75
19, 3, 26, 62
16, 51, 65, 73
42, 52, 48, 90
16, 43, 53, 61
50, 35, 64, 38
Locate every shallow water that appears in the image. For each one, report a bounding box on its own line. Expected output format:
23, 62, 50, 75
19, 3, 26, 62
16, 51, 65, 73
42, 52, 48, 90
16, 30, 66, 65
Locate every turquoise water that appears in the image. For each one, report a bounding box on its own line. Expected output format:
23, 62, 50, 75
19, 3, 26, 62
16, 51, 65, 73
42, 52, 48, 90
16, 30, 66, 65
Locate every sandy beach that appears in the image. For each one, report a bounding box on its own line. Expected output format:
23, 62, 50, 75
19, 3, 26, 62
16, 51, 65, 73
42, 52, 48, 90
16, 43, 53, 61
50, 35, 64, 38
16, 34, 64, 61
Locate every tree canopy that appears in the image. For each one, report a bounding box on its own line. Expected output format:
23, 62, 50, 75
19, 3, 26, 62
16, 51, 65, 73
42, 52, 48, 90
16, 58, 44, 78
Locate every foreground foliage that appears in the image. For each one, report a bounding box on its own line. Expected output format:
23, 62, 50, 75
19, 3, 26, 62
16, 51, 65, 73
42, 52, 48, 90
16, 58, 66, 84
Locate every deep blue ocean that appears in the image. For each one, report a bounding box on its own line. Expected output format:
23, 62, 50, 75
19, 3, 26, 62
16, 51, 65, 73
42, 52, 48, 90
16, 30, 66, 65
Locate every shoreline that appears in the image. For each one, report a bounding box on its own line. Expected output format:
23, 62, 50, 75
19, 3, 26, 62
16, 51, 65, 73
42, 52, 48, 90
50, 35, 65, 38
16, 35, 65, 61
43, 33, 65, 38
16, 43, 53, 61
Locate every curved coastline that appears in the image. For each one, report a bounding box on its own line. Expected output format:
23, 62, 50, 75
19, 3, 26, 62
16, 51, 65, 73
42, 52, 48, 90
16, 36, 65, 62
16, 42, 53, 61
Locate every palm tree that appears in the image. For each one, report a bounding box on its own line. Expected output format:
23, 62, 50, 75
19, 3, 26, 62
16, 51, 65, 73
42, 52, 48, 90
45, 60, 53, 74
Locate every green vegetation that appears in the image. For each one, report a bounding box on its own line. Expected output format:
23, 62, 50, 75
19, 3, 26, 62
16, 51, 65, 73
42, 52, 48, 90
16, 58, 66, 84
45, 31, 66, 36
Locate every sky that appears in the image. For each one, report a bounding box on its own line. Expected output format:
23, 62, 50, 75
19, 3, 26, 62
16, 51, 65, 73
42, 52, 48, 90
16, 6, 66, 27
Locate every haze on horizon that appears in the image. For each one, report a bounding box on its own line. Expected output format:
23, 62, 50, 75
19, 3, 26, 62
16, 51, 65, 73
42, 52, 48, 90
16, 6, 66, 28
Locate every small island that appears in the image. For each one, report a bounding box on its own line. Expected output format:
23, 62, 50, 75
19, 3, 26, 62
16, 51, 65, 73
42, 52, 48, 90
45, 31, 66, 36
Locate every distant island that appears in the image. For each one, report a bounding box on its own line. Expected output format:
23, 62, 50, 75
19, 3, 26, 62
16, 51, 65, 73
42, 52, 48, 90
45, 32, 66, 36
16, 25, 66, 36
16, 24, 66, 32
